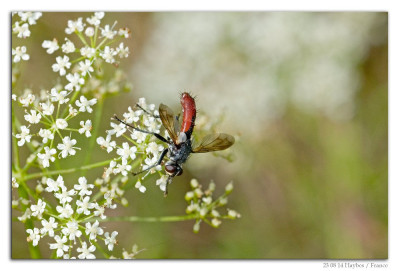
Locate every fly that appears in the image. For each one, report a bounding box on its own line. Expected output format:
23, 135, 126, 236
113, 92, 235, 196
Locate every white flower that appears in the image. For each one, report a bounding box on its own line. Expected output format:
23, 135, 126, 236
131, 130, 147, 143
143, 156, 161, 172
16, 125, 31, 146
45, 175, 64, 193
93, 204, 106, 219
75, 95, 97, 113
54, 186, 76, 204
13, 22, 30, 38
76, 196, 96, 215
78, 59, 94, 76
18, 12, 42, 25
116, 42, 129, 58
84, 27, 95, 37
52, 55, 71, 76
104, 231, 118, 251
19, 93, 35, 106
30, 199, 46, 217
156, 175, 169, 192
37, 147, 56, 168
146, 142, 163, 156
117, 142, 137, 161
55, 118, 68, 129
85, 220, 104, 240
135, 181, 147, 193
24, 109, 41, 124
123, 106, 141, 123
77, 242, 96, 259
42, 39, 59, 54
62, 220, 82, 241
144, 116, 160, 133
56, 203, 74, 219
12, 177, 19, 189
40, 217, 58, 237
57, 136, 79, 158
12, 46, 29, 63
50, 88, 70, 104
79, 120, 92, 137
87, 12, 104, 26
26, 228, 41, 246
69, 104, 78, 116
74, 177, 94, 196
96, 135, 116, 153
101, 24, 117, 39
62, 38, 76, 53
40, 101, 55, 115
49, 235, 69, 258
107, 122, 126, 137
113, 160, 132, 176
118, 27, 131, 38
100, 46, 117, 64
80, 46, 96, 58
12, 94, 17, 101
65, 18, 84, 34
39, 128, 54, 143
65, 73, 84, 91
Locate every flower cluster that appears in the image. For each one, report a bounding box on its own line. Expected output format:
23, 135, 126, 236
184, 179, 240, 233
19, 175, 119, 259
96, 97, 167, 197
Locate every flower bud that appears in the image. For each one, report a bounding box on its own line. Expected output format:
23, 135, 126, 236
225, 181, 234, 194
211, 218, 222, 228
190, 179, 199, 188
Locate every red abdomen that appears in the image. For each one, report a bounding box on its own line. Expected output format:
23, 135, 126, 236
180, 92, 196, 135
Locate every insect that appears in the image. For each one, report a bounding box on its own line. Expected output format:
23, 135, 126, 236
113, 92, 235, 196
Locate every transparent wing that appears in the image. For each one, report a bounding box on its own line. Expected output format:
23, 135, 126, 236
192, 133, 235, 153
159, 103, 178, 143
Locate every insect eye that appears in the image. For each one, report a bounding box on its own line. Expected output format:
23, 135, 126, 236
165, 164, 177, 175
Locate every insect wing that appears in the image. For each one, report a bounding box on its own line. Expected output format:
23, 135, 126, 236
159, 103, 178, 143
192, 133, 235, 153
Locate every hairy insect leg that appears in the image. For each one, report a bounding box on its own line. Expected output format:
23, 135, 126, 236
113, 115, 171, 144
163, 166, 182, 197
132, 148, 169, 176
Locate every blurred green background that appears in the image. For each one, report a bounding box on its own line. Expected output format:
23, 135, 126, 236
12, 12, 388, 259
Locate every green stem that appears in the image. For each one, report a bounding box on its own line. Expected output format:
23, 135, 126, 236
22, 159, 112, 181
11, 104, 20, 170
91, 214, 198, 223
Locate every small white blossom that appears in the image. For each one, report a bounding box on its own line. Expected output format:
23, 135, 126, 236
65, 17, 84, 34
97, 135, 116, 153
37, 147, 56, 168
79, 120, 92, 137
30, 199, 46, 217
104, 231, 118, 251
74, 177, 94, 196
12, 94, 17, 101
40, 217, 58, 237
101, 24, 117, 39
52, 55, 71, 76
50, 88, 70, 104
49, 235, 69, 258
135, 181, 147, 193
77, 242, 96, 259
131, 130, 147, 143
12, 46, 30, 63
80, 46, 96, 58
62, 220, 82, 241
123, 106, 141, 123
75, 95, 97, 113
113, 160, 132, 176
117, 142, 137, 161
146, 142, 163, 156
18, 12, 42, 25
55, 118, 68, 130
45, 175, 64, 193
78, 59, 94, 76
26, 228, 41, 246
24, 109, 41, 124
65, 73, 85, 91
84, 27, 95, 37
57, 136, 79, 158
85, 220, 104, 240
38, 128, 54, 143
87, 12, 104, 26
40, 101, 55, 115
100, 46, 117, 64
19, 93, 35, 106
116, 42, 130, 58
107, 122, 126, 137
42, 39, 59, 54
56, 203, 74, 219
76, 196, 96, 215
62, 38, 76, 53
69, 104, 78, 116
12, 177, 19, 189
54, 186, 76, 204
118, 27, 131, 38
13, 22, 30, 38
16, 125, 31, 146
93, 204, 106, 219
156, 175, 169, 192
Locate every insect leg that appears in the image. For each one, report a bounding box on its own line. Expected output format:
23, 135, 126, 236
163, 166, 181, 197
132, 148, 169, 176
113, 115, 171, 144
135, 104, 160, 118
